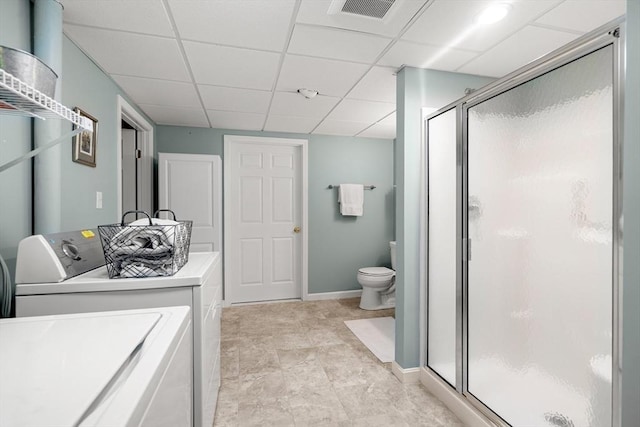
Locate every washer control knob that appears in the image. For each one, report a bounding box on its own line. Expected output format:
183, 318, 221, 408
61, 240, 81, 260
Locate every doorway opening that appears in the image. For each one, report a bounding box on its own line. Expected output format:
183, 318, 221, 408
116, 95, 153, 219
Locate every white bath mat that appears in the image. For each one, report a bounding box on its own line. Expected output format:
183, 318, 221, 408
344, 317, 395, 363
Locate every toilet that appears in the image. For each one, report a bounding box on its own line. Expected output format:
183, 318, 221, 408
357, 241, 396, 310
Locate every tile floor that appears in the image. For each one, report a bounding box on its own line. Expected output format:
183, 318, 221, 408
213, 298, 463, 426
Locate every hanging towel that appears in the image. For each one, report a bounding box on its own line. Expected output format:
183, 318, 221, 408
338, 184, 364, 216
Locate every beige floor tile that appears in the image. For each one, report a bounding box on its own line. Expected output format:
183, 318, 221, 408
237, 397, 295, 427
350, 410, 411, 427
282, 361, 332, 393
288, 386, 349, 425
218, 377, 240, 400
332, 383, 393, 419
220, 353, 239, 379
277, 347, 318, 370
322, 357, 385, 388
270, 332, 313, 350
315, 343, 369, 365
239, 370, 288, 403
213, 299, 462, 427
212, 398, 238, 427
306, 328, 346, 347
238, 347, 281, 376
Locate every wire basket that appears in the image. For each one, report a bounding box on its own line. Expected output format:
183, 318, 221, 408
98, 210, 192, 279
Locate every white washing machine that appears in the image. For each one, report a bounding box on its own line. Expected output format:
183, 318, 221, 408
14, 230, 222, 427
0, 306, 192, 427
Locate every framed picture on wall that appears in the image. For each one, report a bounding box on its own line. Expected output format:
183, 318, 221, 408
72, 107, 98, 167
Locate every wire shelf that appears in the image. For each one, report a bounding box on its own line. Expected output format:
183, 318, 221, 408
0, 68, 93, 131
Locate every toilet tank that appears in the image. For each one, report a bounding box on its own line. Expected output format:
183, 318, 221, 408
389, 241, 396, 270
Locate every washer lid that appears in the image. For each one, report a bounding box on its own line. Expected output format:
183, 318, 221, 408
0, 311, 160, 427
359, 267, 394, 276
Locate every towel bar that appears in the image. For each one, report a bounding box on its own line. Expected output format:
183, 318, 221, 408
327, 184, 376, 190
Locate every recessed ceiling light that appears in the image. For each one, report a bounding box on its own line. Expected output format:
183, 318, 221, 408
475, 4, 511, 25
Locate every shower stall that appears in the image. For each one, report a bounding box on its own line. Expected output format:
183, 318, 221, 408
424, 19, 623, 427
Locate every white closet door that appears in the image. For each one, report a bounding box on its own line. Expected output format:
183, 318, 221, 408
158, 153, 222, 253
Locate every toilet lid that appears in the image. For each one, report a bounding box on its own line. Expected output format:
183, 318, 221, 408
359, 267, 394, 277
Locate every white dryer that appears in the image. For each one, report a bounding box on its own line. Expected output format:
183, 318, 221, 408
14, 230, 222, 427
0, 306, 192, 427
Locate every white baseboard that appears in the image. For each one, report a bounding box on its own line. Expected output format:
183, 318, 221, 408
391, 361, 421, 384
223, 290, 362, 306
420, 368, 497, 427
305, 290, 362, 301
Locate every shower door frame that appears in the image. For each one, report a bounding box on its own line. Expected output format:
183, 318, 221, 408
422, 18, 625, 427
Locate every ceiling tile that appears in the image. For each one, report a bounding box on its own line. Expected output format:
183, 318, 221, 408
264, 115, 321, 134
269, 92, 340, 118
357, 123, 396, 139
208, 110, 265, 131
59, 0, 621, 138
139, 104, 209, 127
288, 25, 391, 63
326, 99, 395, 123
198, 85, 272, 113
296, 0, 428, 37
61, 0, 174, 36
168, 0, 296, 51
457, 25, 578, 78
378, 40, 477, 71
535, 0, 626, 33
347, 66, 396, 102
378, 112, 396, 127
313, 119, 369, 136
402, 0, 564, 52
276, 55, 369, 97
113, 76, 200, 108
184, 42, 281, 90
64, 25, 190, 80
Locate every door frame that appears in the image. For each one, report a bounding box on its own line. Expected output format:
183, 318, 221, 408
116, 95, 154, 218
223, 135, 309, 305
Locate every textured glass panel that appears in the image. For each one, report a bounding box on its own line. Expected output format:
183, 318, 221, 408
467, 46, 613, 427
427, 108, 457, 386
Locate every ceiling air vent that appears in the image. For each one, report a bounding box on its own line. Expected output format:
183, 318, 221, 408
328, 0, 397, 20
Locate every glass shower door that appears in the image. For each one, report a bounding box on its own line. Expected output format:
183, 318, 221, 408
466, 45, 614, 427
427, 108, 458, 387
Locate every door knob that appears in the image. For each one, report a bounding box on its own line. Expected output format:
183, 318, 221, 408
293, 226, 301, 233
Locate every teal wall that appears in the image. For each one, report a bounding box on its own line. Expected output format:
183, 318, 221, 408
395, 68, 494, 368
157, 126, 395, 294
59, 35, 154, 231
622, 2, 640, 426
0, 0, 31, 314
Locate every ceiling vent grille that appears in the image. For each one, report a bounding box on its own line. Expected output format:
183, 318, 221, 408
329, 0, 397, 20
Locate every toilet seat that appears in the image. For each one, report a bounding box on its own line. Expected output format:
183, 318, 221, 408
358, 267, 394, 277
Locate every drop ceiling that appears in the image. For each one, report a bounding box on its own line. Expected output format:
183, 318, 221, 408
60, 0, 626, 139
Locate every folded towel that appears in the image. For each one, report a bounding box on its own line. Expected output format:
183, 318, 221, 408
338, 184, 364, 216
108, 227, 173, 257
107, 226, 175, 277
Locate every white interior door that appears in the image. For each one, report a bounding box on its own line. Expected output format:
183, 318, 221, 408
158, 153, 222, 253
224, 136, 307, 304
